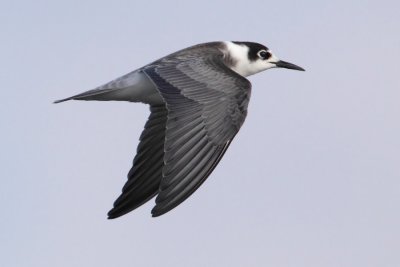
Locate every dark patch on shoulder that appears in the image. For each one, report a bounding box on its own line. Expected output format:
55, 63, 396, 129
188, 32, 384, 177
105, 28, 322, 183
232, 41, 268, 61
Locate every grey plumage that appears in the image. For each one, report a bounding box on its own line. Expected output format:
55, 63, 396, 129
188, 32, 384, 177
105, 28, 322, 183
108, 43, 250, 217
55, 41, 304, 218
108, 105, 168, 218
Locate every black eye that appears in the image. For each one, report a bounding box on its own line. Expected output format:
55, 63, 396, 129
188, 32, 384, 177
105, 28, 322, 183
259, 50, 271, 60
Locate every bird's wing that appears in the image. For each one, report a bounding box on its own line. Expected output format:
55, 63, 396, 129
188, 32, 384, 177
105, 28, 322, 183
143, 51, 252, 216
107, 105, 168, 219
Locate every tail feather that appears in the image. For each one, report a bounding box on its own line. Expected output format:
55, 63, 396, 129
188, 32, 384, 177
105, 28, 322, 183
53, 97, 74, 104
53, 89, 114, 104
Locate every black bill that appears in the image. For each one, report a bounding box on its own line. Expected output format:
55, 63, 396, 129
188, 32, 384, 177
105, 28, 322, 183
275, 60, 305, 71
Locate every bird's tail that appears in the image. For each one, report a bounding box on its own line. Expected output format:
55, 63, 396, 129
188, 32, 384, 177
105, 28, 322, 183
53, 88, 117, 104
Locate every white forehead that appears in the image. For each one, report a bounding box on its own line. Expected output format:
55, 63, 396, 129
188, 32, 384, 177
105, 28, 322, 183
223, 41, 278, 77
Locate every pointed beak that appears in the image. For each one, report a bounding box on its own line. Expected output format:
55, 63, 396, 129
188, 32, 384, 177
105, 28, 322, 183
275, 60, 305, 71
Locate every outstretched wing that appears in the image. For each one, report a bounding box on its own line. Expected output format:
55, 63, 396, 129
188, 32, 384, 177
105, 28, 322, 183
144, 49, 251, 217
107, 105, 168, 219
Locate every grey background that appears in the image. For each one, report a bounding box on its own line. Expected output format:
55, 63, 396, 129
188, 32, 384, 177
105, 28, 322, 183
1, 0, 399, 266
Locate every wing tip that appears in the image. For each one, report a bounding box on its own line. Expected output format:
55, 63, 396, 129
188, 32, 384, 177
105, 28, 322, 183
151, 203, 175, 217
151, 209, 164, 217
107, 208, 122, 219
108, 207, 163, 219
151, 205, 164, 217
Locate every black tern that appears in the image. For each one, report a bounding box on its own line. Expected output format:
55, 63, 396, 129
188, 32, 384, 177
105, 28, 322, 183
55, 41, 305, 218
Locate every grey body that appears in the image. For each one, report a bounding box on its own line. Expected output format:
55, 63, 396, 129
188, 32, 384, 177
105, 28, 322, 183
55, 41, 304, 218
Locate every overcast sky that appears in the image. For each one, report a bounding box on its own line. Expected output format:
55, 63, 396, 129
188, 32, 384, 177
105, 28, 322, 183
1, 0, 399, 266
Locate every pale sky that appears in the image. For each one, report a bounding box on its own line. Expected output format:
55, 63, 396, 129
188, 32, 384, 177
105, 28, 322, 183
1, 1, 399, 266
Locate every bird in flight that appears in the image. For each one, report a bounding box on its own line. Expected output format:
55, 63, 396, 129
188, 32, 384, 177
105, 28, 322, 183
55, 41, 305, 218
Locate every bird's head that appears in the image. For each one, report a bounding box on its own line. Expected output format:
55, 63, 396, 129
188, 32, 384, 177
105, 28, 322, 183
224, 41, 305, 77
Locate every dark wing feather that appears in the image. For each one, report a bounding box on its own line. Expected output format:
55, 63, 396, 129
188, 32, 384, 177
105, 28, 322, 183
107, 105, 167, 219
144, 48, 251, 217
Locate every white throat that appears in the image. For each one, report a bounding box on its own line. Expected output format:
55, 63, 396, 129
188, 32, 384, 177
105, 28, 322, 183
223, 41, 276, 77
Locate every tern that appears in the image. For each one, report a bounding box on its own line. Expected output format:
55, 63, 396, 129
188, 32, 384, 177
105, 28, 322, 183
55, 41, 305, 218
